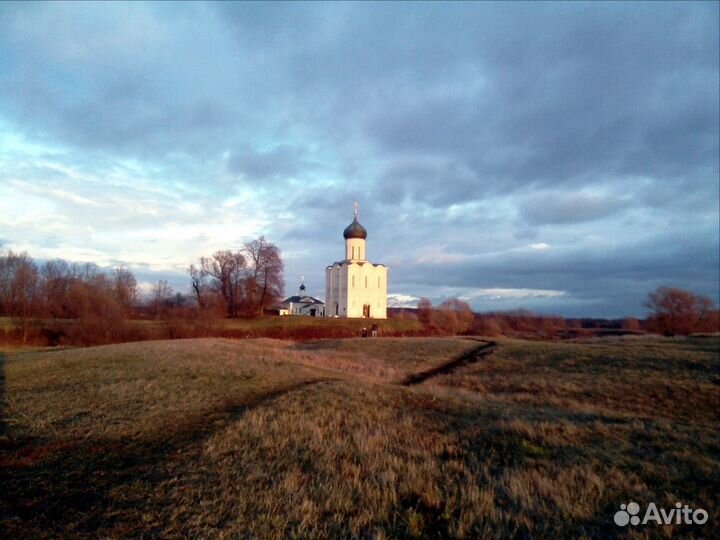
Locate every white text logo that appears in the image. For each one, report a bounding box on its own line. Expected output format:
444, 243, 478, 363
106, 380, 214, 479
614, 502, 708, 527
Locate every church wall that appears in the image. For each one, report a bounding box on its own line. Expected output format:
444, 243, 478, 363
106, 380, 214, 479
325, 264, 349, 317
345, 262, 387, 319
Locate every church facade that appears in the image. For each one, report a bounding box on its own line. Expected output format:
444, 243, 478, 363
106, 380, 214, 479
325, 206, 387, 318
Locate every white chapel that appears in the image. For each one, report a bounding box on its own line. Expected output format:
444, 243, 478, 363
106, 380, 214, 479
325, 204, 387, 318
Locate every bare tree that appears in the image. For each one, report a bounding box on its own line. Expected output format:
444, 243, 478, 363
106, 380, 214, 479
113, 267, 138, 316
475, 315, 504, 337
243, 236, 284, 316
75, 262, 103, 283
200, 250, 246, 317
189, 264, 207, 308
622, 317, 641, 332
646, 286, 717, 335
151, 280, 174, 319
191, 237, 284, 318
435, 298, 474, 334
0, 250, 39, 341
417, 297, 433, 326
41, 259, 73, 318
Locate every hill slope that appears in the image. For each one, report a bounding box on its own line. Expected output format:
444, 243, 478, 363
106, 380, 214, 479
1, 336, 718, 539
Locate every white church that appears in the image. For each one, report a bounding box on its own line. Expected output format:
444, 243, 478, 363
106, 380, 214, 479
325, 205, 388, 318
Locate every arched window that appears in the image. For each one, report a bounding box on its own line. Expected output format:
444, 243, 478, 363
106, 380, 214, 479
378, 276, 381, 288
365, 276, 368, 288
352, 246, 355, 259
352, 275, 355, 287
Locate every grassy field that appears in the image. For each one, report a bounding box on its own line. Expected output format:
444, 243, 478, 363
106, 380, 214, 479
1, 335, 718, 538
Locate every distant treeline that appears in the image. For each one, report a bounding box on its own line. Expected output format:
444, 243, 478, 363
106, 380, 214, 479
0, 237, 284, 344
1, 247, 717, 346
389, 289, 719, 338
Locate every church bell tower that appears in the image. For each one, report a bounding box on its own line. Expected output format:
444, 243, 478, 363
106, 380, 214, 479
344, 202, 367, 261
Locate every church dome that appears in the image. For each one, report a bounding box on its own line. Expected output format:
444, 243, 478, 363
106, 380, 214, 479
343, 217, 367, 239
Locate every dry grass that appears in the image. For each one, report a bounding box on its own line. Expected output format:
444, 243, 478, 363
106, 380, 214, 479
290, 337, 481, 382
222, 316, 422, 333
3, 339, 325, 442
433, 337, 719, 422
1, 335, 718, 539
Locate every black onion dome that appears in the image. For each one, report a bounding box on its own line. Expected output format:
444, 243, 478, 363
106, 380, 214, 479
343, 217, 367, 239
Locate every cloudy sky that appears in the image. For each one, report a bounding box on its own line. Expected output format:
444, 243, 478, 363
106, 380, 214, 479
1, 1, 718, 317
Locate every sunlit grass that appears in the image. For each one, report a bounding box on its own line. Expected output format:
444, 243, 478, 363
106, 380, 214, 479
290, 337, 481, 382
1, 336, 718, 538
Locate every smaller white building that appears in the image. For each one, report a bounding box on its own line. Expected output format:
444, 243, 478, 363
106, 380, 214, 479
280, 281, 325, 317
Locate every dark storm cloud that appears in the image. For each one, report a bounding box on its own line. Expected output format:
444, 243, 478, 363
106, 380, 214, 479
58, 98, 239, 153
2, 2, 716, 189
377, 158, 479, 207
364, 3, 718, 206
520, 192, 630, 225
434, 232, 715, 292
228, 145, 310, 181
394, 225, 719, 317
281, 187, 384, 250
0, 2, 717, 317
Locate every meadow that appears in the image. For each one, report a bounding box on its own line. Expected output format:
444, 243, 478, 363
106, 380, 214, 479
1, 335, 718, 539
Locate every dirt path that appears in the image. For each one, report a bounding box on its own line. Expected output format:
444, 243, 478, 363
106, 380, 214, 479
401, 340, 496, 386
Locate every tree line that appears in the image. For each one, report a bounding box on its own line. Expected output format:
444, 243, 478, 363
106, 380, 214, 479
0, 251, 140, 342
404, 286, 718, 337
0, 235, 284, 335
1, 243, 717, 343
0, 253, 138, 319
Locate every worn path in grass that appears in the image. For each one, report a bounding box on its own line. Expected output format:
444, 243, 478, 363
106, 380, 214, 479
401, 339, 496, 386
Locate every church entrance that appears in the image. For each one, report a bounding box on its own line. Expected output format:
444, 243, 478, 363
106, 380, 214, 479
363, 304, 371, 318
